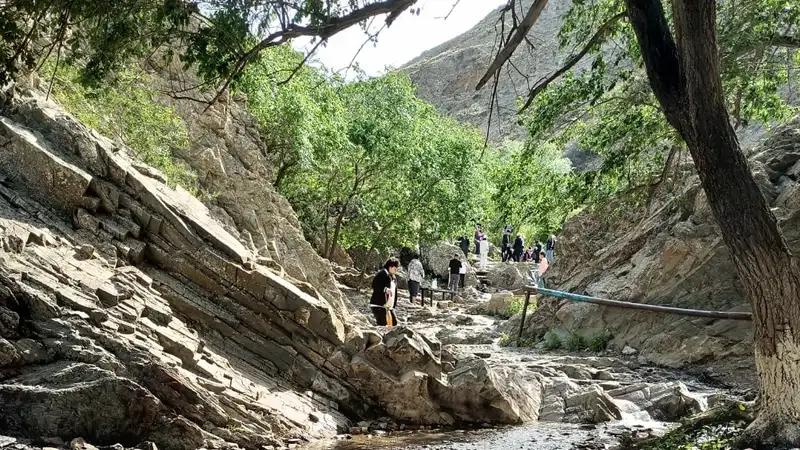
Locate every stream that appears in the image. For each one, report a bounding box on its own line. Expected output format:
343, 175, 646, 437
310, 269, 741, 450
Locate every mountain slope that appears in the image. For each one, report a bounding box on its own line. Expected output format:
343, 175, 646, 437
401, 0, 573, 145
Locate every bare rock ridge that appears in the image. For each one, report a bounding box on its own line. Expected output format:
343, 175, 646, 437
0, 84, 546, 448
521, 114, 800, 373
401, 0, 573, 146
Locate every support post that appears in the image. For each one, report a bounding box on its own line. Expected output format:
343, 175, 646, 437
517, 291, 531, 345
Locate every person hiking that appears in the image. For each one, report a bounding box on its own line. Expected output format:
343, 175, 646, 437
501, 226, 512, 262
479, 234, 489, 269
537, 251, 549, 288
533, 240, 542, 263
407, 255, 424, 303
448, 254, 462, 294
370, 257, 400, 326
546, 234, 557, 262
458, 236, 470, 257
513, 234, 524, 262
474, 224, 484, 256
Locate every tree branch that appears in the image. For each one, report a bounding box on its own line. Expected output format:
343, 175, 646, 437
518, 11, 627, 113
205, 0, 418, 109
475, 0, 549, 91
725, 34, 800, 60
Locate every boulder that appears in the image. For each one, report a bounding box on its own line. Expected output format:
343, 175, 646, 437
0, 362, 160, 445
0, 306, 19, 337
421, 241, 463, 277
484, 292, 515, 315
431, 358, 542, 423
0, 338, 18, 367
487, 263, 526, 290
606, 381, 703, 421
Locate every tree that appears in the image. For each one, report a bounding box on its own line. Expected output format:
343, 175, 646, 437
250, 68, 487, 261
478, 0, 800, 446
0, 0, 419, 98
627, 1, 800, 444
483, 0, 798, 215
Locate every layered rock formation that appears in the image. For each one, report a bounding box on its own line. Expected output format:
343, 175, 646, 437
521, 115, 800, 370
0, 82, 551, 449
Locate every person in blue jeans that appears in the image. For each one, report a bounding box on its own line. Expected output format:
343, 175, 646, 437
546, 235, 557, 262
537, 251, 549, 288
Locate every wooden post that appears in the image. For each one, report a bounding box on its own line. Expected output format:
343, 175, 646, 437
517, 290, 531, 345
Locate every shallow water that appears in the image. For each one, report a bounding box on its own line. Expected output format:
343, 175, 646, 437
307, 420, 671, 450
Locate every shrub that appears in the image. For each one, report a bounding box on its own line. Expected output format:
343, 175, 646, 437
39, 59, 198, 192
543, 331, 562, 350
565, 332, 586, 351
588, 329, 614, 352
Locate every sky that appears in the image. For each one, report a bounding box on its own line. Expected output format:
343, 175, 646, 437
291, 0, 507, 78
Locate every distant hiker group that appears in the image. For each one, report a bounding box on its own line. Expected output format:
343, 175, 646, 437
370, 224, 558, 327
500, 226, 557, 264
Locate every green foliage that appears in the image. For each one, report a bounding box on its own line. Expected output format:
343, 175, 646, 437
637, 423, 746, 450
588, 329, 614, 352
501, 0, 800, 235
488, 296, 527, 320
39, 59, 197, 191
239, 51, 489, 258
565, 332, 587, 352
488, 140, 583, 243
498, 333, 513, 347
543, 331, 562, 350
0, 0, 417, 91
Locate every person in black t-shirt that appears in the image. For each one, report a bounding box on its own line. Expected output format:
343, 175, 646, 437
501, 226, 512, 262
513, 234, 524, 262
448, 254, 462, 293
370, 257, 400, 326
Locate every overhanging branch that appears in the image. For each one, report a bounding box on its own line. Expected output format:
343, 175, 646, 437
205, 0, 418, 108
475, 0, 549, 91
725, 34, 800, 60
518, 11, 627, 113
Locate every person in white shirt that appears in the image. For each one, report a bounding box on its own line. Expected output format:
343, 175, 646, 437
479, 235, 489, 269
407, 256, 424, 303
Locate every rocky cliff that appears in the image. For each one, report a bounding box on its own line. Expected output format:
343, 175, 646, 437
519, 116, 800, 374
0, 74, 556, 449
401, 0, 572, 145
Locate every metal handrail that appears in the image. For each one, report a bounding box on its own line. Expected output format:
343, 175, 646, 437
516, 285, 752, 344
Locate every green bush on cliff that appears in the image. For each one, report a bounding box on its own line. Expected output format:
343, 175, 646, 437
38, 60, 197, 192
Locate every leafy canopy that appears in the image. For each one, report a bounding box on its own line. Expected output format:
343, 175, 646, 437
238, 48, 489, 257
492, 0, 800, 235
0, 0, 418, 90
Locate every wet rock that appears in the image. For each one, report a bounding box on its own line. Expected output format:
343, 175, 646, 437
0, 338, 19, 367
564, 386, 623, 423
607, 381, 703, 420
433, 358, 542, 423
622, 346, 638, 356
0, 306, 19, 337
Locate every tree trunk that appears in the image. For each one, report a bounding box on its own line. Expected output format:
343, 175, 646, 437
626, 0, 800, 446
